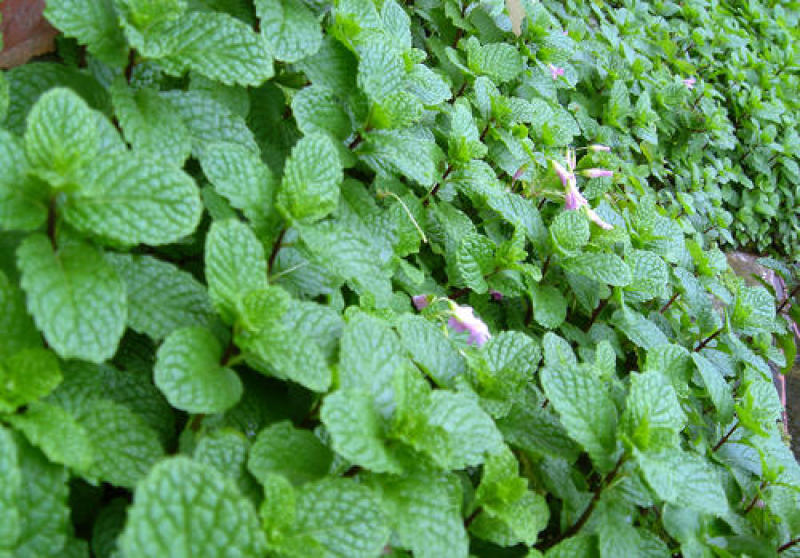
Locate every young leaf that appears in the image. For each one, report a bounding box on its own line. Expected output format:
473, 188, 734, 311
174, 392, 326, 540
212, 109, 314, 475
255, 0, 323, 63
17, 235, 127, 363
43, 0, 128, 66
248, 420, 333, 486
119, 457, 266, 558
0, 348, 62, 413
154, 326, 243, 414
620, 371, 686, 451
0, 129, 49, 232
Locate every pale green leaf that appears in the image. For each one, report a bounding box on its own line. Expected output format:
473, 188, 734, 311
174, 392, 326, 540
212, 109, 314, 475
0, 427, 20, 547
530, 284, 567, 329
291, 86, 352, 139
17, 235, 127, 363
248, 421, 333, 486
256, 0, 323, 63
560, 252, 632, 287
465, 38, 524, 83
0, 269, 40, 357
0, 348, 62, 413
691, 353, 734, 424
358, 127, 441, 186
620, 371, 686, 451
396, 313, 467, 387
43, 0, 128, 66
0, 129, 49, 232
550, 211, 589, 255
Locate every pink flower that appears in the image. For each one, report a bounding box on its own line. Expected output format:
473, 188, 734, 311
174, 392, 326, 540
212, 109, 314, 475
588, 144, 611, 152
448, 305, 491, 346
586, 208, 614, 230
490, 290, 503, 301
552, 160, 574, 188
548, 63, 565, 80
565, 181, 588, 210
581, 168, 613, 179
682, 77, 696, 89
412, 295, 429, 310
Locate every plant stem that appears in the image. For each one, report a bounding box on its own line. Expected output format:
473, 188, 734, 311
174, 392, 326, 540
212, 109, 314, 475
347, 132, 363, 150
47, 197, 57, 249
694, 328, 722, 351
778, 537, 800, 553
712, 422, 739, 452
743, 482, 767, 514
464, 507, 482, 528
423, 164, 453, 206
660, 292, 680, 314
586, 298, 608, 331
267, 227, 287, 275
777, 284, 800, 314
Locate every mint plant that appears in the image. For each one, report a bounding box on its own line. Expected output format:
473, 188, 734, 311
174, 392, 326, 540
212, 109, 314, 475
0, 1, 799, 557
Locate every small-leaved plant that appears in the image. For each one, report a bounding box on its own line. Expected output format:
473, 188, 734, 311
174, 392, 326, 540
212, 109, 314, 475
0, 1, 798, 557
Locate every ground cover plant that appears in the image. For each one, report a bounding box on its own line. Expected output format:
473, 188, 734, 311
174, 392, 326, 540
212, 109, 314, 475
1, 0, 799, 557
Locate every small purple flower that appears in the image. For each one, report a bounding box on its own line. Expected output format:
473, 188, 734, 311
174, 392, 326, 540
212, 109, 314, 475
581, 168, 614, 179
588, 144, 611, 152
412, 295, 429, 311
490, 290, 503, 301
512, 165, 527, 182
586, 208, 614, 230
448, 305, 491, 346
682, 76, 696, 89
548, 63, 565, 80
552, 160, 574, 188
564, 181, 588, 210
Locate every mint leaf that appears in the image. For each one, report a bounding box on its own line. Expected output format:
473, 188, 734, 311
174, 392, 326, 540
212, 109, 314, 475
550, 211, 590, 255
24, 87, 97, 187
248, 420, 333, 486
0, 269, 40, 357
7, 401, 93, 472
464, 38, 524, 83
154, 326, 243, 414
0, 348, 62, 413
291, 86, 352, 139
620, 371, 686, 451
530, 284, 567, 329
359, 127, 441, 186
277, 133, 343, 223
17, 235, 127, 363
0, 129, 48, 232
204, 219, 268, 323
624, 250, 668, 300
43, 0, 128, 66
540, 364, 619, 472
357, 37, 404, 103
691, 353, 734, 424
110, 80, 192, 167
61, 151, 202, 246
560, 252, 632, 287
120, 457, 266, 557
369, 469, 469, 558
636, 448, 729, 516
255, 0, 323, 63
0, 427, 21, 548
396, 313, 467, 387
455, 233, 494, 293
105, 252, 215, 341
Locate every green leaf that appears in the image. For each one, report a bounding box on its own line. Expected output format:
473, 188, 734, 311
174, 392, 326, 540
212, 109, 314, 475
610, 309, 669, 350
279, 478, 390, 558
620, 371, 686, 451
542, 332, 577, 368
0, 427, 21, 548
129, 12, 274, 86
691, 353, 734, 424
248, 421, 333, 486
0, 72, 8, 122
7, 401, 93, 472
635, 448, 729, 516
119, 457, 266, 558
277, 133, 343, 223
359, 127, 441, 186
8, 438, 71, 558
560, 252, 632, 287
530, 284, 567, 329
0, 348, 62, 413
24, 88, 98, 187
541, 364, 619, 472
368, 469, 469, 558
406, 63, 452, 106
396, 313, 467, 387
255, 0, 323, 63
0, 271, 40, 356
61, 151, 203, 246
455, 233, 494, 293
0, 129, 49, 232
110, 80, 192, 167
291, 86, 352, 139
321, 388, 403, 474
204, 219, 268, 323
105, 252, 215, 341
550, 211, 590, 255
193, 429, 253, 492
43, 0, 128, 66
464, 38, 524, 83
624, 250, 668, 300
643, 344, 692, 397
17, 235, 127, 363
731, 284, 775, 334
357, 37, 404, 103
154, 327, 243, 414
116, 0, 186, 27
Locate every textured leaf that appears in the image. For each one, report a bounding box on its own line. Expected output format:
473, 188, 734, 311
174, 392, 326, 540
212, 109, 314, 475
322, 387, 403, 474
357, 37, 404, 103
396, 313, 467, 387
691, 353, 734, 424
199, 141, 275, 226
248, 420, 333, 486
291, 85, 352, 139
0, 427, 21, 548
204, 219, 268, 323
610, 309, 669, 350
277, 133, 343, 223
464, 38, 524, 83
624, 250, 668, 300
43, 0, 128, 66
193, 429, 258, 499
130, 11, 274, 86
530, 284, 567, 329
24, 87, 97, 186
255, 0, 323, 63
358, 127, 441, 186
560, 252, 632, 287
455, 233, 494, 293
0, 348, 62, 413
119, 457, 266, 557
7, 401, 93, 472
406, 63, 452, 106
620, 371, 686, 451
105, 252, 215, 341
636, 448, 729, 516
0, 129, 49, 231
731, 284, 775, 334
110, 80, 192, 167
550, 211, 589, 255
116, 0, 186, 27
541, 364, 619, 472
17, 235, 127, 363
61, 151, 202, 246
283, 478, 390, 558
370, 469, 468, 558
154, 326, 243, 414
